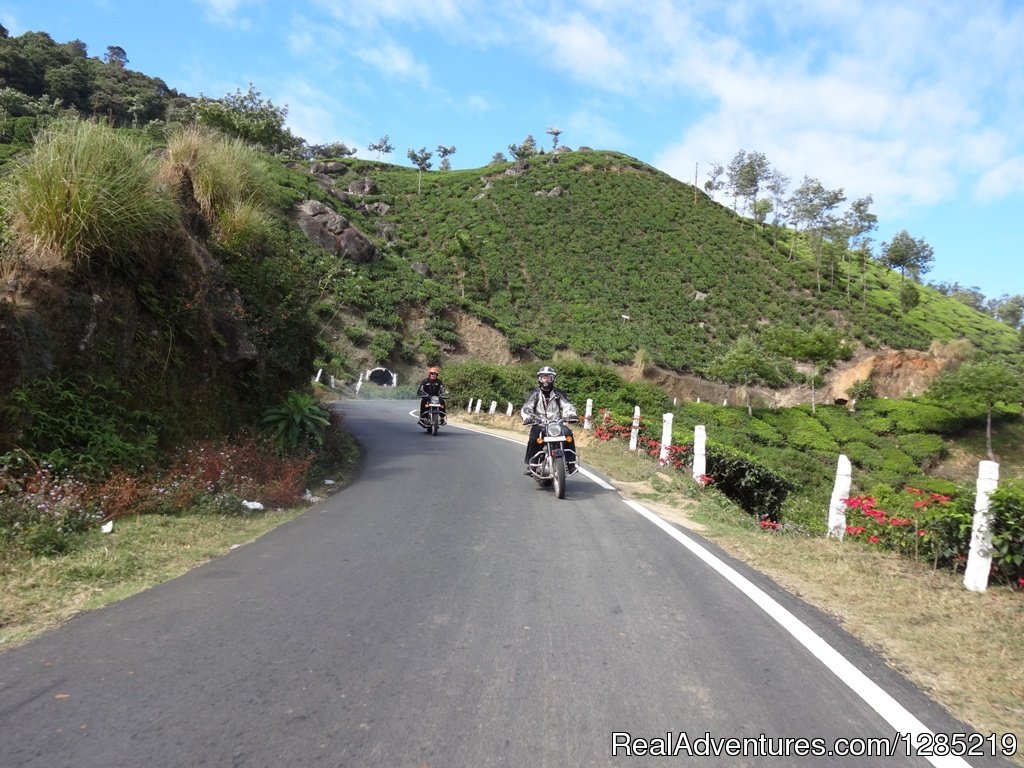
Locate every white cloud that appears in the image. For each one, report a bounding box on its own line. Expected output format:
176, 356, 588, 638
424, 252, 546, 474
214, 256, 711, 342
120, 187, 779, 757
353, 40, 431, 87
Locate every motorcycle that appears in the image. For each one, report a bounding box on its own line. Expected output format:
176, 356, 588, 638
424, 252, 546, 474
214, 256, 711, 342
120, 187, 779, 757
419, 395, 447, 436
525, 417, 579, 499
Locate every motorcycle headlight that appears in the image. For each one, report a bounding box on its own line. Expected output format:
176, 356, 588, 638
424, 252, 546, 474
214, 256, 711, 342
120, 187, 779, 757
546, 423, 562, 438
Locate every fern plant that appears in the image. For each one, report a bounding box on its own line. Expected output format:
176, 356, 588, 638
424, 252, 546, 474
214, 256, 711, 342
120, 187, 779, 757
260, 391, 330, 453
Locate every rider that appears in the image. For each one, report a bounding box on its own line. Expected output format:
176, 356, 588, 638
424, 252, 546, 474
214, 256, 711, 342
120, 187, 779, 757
521, 366, 579, 473
417, 366, 448, 425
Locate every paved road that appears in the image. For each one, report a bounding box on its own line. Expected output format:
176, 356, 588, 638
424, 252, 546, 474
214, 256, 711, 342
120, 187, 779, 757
0, 399, 1015, 768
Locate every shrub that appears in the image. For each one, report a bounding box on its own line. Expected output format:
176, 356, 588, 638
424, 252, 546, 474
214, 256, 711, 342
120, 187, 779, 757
989, 480, 1024, 586
705, 443, 794, 522
1, 376, 160, 479
260, 390, 330, 453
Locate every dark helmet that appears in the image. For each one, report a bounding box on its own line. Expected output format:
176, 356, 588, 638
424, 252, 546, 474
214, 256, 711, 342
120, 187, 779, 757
537, 366, 556, 393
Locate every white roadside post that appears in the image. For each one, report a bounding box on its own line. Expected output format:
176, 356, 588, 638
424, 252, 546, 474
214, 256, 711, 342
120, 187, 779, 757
827, 454, 852, 539
964, 460, 1000, 593
658, 412, 674, 466
506, 402, 514, 417
488, 401, 497, 415
692, 425, 707, 482
628, 406, 641, 452
314, 368, 323, 383
474, 399, 482, 413
355, 373, 363, 394
467, 399, 473, 412
584, 399, 593, 430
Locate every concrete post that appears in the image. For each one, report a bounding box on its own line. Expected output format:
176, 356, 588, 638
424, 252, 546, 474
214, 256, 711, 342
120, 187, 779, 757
659, 412, 674, 466
692, 425, 707, 481
628, 406, 641, 452
964, 461, 1000, 593
827, 454, 852, 539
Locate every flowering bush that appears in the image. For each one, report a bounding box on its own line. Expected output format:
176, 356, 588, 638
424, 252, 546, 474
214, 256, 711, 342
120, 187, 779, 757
1, 435, 321, 558
843, 487, 972, 571
0, 463, 103, 555
594, 410, 692, 470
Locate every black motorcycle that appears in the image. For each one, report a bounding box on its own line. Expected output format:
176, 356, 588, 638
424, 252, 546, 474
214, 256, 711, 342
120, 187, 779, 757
525, 417, 578, 499
419, 395, 447, 436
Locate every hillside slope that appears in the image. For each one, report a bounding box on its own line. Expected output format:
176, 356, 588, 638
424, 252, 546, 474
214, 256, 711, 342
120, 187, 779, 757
299, 152, 1020, 389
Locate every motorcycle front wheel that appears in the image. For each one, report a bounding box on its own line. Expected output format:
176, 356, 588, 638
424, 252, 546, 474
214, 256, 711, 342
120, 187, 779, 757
552, 455, 566, 499
431, 413, 439, 436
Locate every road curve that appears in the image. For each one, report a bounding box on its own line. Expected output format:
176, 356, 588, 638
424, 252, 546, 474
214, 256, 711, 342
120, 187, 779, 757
0, 399, 1014, 768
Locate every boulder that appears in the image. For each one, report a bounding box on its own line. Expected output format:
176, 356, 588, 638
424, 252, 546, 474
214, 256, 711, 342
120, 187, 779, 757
293, 200, 381, 264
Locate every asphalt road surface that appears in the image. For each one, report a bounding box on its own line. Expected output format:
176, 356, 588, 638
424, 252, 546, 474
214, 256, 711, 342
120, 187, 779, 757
0, 399, 1016, 768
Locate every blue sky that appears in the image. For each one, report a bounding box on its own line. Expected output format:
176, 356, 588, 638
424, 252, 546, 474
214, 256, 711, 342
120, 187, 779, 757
3, 0, 1022, 301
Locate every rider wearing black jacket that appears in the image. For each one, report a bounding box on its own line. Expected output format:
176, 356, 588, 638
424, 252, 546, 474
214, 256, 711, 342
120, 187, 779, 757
417, 366, 448, 424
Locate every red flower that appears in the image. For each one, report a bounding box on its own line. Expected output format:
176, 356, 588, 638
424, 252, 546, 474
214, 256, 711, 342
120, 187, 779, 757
868, 535, 880, 544
905, 486, 924, 495
846, 525, 866, 536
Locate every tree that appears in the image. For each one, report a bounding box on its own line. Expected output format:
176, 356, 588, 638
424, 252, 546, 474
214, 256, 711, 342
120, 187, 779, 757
785, 176, 845, 290
436, 144, 456, 171
193, 83, 301, 154
707, 335, 785, 416
368, 135, 393, 160
508, 134, 537, 163
989, 294, 1024, 329
546, 126, 562, 151
726, 149, 771, 218
103, 45, 127, 68
703, 163, 725, 200
490, 151, 508, 165
844, 195, 877, 301
880, 230, 934, 283
407, 146, 433, 194
928, 360, 1024, 460
765, 324, 852, 413
309, 141, 357, 159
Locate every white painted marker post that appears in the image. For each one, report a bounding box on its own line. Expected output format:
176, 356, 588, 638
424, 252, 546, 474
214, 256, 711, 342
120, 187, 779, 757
628, 406, 641, 452
964, 460, 999, 593
659, 412, 673, 466
692, 425, 706, 481
827, 455, 852, 539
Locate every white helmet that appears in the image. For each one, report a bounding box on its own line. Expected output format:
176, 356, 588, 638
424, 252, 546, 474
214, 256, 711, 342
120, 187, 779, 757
537, 366, 556, 392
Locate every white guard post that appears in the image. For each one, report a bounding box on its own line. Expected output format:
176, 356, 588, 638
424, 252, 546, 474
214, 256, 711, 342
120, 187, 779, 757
488, 401, 497, 414
467, 399, 473, 412
355, 373, 363, 394
827, 454, 852, 539
584, 399, 593, 430
628, 406, 641, 452
474, 399, 482, 413
659, 412, 674, 466
314, 368, 323, 383
692, 425, 707, 481
506, 402, 514, 417
964, 460, 1000, 593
